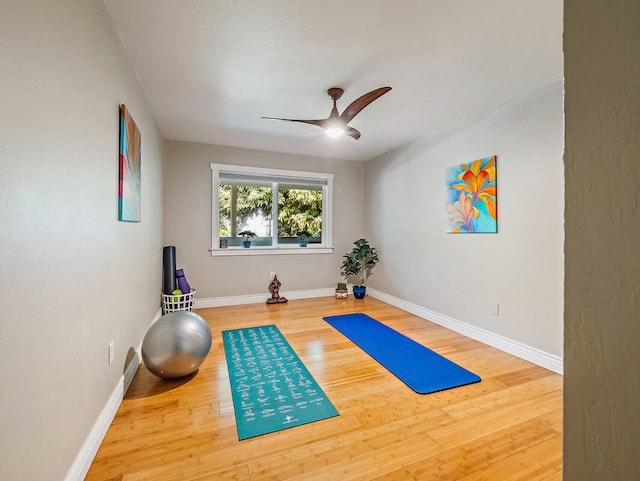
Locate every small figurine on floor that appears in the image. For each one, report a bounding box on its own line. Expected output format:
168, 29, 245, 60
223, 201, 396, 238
266, 275, 288, 304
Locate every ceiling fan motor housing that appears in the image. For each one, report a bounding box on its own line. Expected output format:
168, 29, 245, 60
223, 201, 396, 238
327, 87, 344, 100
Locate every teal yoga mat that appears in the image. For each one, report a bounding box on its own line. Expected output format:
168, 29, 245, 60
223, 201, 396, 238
222, 325, 338, 440
323, 313, 481, 394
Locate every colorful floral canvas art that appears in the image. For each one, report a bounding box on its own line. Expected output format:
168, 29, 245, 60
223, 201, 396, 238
118, 104, 141, 222
445, 155, 497, 233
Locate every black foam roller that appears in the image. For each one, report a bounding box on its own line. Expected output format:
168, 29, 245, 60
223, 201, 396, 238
162, 246, 177, 294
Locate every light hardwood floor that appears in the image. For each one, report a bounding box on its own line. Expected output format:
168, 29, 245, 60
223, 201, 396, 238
86, 296, 562, 481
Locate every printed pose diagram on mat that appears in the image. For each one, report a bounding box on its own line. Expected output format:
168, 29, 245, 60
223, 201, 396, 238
222, 325, 339, 439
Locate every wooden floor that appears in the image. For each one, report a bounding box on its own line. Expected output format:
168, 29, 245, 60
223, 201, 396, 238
86, 297, 562, 481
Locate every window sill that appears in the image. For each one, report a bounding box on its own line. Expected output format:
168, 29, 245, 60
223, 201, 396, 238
210, 246, 334, 257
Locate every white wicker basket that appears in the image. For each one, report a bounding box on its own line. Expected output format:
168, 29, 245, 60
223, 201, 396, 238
161, 289, 196, 314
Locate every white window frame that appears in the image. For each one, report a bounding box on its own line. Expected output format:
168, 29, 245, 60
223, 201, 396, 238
210, 163, 334, 256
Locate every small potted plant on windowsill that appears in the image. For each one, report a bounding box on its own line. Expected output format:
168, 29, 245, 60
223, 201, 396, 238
238, 230, 256, 248
297, 230, 311, 247
340, 238, 379, 299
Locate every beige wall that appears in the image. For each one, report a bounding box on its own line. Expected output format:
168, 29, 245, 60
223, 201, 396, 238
163, 141, 364, 298
363, 82, 564, 358
564, 0, 640, 479
0, 1, 164, 480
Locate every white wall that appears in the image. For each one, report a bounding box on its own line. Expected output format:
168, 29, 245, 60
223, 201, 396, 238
363, 82, 564, 358
0, 1, 164, 480
564, 0, 640, 478
163, 141, 364, 299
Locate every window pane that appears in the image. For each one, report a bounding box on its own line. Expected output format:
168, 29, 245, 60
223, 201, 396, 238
219, 182, 273, 246
277, 185, 322, 243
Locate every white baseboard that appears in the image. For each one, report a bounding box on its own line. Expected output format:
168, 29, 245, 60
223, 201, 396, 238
194, 287, 336, 308
64, 376, 123, 481
193, 287, 562, 374
366, 288, 563, 374
64, 307, 162, 481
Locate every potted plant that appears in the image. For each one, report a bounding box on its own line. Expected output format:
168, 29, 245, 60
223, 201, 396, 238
340, 238, 379, 299
297, 230, 311, 247
238, 230, 256, 248
335, 282, 348, 299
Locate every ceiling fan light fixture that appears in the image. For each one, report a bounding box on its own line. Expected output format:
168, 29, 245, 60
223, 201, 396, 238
325, 126, 345, 138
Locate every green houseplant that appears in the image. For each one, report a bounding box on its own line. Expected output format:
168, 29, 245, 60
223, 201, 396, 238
340, 238, 379, 299
238, 230, 256, 248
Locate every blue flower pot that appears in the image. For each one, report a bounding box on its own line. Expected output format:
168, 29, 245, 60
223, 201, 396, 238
243, 240, 251, 248
352, 286, 366, 299
299, 240, 308, 247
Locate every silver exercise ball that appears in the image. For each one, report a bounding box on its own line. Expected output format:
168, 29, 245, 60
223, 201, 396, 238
141, 311, 212, 379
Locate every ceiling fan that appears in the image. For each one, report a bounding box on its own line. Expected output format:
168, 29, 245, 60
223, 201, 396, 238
262, 86, 392, 140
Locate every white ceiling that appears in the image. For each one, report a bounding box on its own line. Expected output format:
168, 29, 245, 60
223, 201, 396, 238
104, 0, 562, 162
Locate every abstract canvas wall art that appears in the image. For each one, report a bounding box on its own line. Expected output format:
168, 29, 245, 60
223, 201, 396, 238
118, 104, 141, 222
445, 155, 497, 233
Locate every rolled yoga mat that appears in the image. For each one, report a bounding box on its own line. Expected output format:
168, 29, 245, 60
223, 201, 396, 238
162, 246, 177, 294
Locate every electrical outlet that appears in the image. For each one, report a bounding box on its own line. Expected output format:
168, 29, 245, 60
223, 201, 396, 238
269, 272, 276, 280
108, 341, 115, 365
490, 303, 500, 316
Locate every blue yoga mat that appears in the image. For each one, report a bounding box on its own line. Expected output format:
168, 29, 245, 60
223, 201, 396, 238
323, 313, 480, 394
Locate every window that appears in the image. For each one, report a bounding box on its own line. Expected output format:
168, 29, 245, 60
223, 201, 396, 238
210, 163, 334, 255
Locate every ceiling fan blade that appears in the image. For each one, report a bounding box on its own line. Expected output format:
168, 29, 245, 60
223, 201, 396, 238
345, 126, 361, 140
261, 117, 327, 128
340, 87, 392, 124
